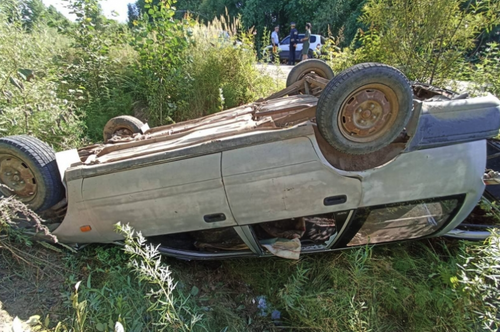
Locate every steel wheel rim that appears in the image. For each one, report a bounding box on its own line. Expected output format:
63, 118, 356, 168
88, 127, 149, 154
0, 154, 38, 202
337, 83, 399, 143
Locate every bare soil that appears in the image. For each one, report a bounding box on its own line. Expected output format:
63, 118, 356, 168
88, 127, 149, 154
0, 245, 68, 331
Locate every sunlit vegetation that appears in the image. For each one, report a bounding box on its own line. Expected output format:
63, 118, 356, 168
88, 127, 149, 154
1, 0, 500, 331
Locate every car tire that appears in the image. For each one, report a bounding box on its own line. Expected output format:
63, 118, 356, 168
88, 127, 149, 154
0, 135, 64, 212
286, 59, 335, 87
103, 115, 144, 142
316, 63, 413, 155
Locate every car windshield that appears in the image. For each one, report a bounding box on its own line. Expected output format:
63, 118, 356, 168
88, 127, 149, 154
280, 34, 306, 44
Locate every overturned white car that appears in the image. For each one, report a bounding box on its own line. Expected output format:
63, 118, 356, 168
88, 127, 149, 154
1, 60, 499, 259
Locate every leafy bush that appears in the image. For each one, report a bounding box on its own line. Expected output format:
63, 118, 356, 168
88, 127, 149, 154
323, 0, 500, 90
61, 0, 137, 142
0, 5, 84, 150
359, 0, 500, 84
458, 42, 500, 96
129, 0, 191, 126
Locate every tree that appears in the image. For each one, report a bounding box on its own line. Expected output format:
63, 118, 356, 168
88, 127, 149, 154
360, 0, 500, 84
21, 0, 46, 30
127, 2, 139, 27
45, 5, 71, 29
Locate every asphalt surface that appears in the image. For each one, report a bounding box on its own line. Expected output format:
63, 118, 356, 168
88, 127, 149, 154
256, 63, 293, 82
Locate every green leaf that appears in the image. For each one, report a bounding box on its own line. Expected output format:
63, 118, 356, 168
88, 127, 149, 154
190, 286, 199, 296
9, 77, 24, 91
18, 69, 34, 81
96, 322, 105, 331
148, 9, 154, 15
146, 39, 154, 45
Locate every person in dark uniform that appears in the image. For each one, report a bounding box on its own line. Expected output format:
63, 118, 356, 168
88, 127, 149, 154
289, 22, 298, 65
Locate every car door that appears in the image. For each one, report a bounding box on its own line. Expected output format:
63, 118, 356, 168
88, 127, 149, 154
279, 36, 290, 59
221, 136, 362, 226
81, 153, 237, 242
296, 34, 304, 56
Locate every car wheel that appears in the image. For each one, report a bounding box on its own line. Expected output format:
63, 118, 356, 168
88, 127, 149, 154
0, 135, 64, 212
316, 63, 413, 155
286, 59, 335, 87
103, 115, 144, 142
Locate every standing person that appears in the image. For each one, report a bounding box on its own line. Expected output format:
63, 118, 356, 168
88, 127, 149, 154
271, 26, 280, 54
271, 26, 280, 61
289, 22, 298, 65
301, 23, 312, 61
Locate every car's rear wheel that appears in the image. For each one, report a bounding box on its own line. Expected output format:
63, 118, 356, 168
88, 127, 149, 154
286, 59, 335, 87
0, 135, 64, 212
316, 63, 413, 155
103, 115, 144, 142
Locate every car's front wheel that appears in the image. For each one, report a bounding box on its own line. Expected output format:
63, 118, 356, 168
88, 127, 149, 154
0, 135, 64, 212
316, 63, 413, 155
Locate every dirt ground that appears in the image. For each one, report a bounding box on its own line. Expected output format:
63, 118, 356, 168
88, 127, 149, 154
0, 245, 68, 331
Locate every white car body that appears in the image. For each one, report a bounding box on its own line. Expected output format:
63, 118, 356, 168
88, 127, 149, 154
265, 34, 325, 61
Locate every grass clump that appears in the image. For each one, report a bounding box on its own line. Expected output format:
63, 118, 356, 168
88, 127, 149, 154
179, 14, 277, 120
456, 230, 500, 331
118, 223, 203, 331
226, 238, 500, 331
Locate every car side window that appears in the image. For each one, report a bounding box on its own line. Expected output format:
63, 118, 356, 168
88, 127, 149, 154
310, 36, 316, 43
281, 36, 290, 45
347, 196, 464, 246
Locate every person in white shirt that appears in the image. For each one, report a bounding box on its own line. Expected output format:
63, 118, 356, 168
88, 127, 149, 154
271, 26, 280, 58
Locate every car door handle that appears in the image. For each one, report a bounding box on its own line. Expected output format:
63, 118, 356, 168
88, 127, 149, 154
324, 195, 347, 206
204, 213, 227, 223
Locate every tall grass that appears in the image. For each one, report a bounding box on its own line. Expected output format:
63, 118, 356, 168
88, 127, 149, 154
177, 14, 278, 120
226, 239, 499, 331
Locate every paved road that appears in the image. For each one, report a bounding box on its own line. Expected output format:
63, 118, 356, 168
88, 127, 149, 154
256, 63, 293, 82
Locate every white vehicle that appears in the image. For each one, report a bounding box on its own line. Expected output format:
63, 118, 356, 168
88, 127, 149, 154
265, 34, 325, 62
2, 60, 500, 259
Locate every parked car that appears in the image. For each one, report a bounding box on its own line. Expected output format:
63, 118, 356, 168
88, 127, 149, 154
264, 34, 325, 62
1, 60, 500, 260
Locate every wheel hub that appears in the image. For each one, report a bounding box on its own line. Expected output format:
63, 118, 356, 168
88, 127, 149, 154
0, 155, 37, 200
338, 84, 398, 143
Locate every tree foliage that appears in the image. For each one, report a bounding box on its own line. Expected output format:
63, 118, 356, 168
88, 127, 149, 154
360, 0, 500, 83
133, 0, 367, 47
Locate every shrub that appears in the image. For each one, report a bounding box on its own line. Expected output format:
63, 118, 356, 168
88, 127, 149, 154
458, 42, 500, 96
0, 5, 84, 150
178, 14, 278, 120
359, 0, 500, 84
324, 0, 500, 88
61, 0, 137, 142
129, 0, 191, 127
